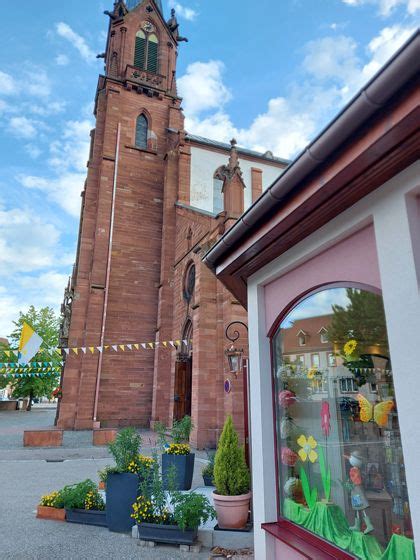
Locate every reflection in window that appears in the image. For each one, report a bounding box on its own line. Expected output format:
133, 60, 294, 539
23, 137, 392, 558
273, 287, 414, 559
135, 114, 148, 149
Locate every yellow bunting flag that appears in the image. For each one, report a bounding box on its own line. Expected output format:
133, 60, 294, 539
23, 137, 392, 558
133, 344, 139, 350
18, 322, 43, 365
89, 347, 95, 354
148, 342, 154, 349
119, 345, 125, 352
72, 348, 79, 355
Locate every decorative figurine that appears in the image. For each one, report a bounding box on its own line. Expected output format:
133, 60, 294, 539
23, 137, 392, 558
346, 450, 374, 534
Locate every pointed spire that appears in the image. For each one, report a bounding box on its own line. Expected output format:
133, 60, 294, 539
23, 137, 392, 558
226, 138, 242, 180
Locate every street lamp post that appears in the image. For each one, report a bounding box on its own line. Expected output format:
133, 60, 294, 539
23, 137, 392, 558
225, 321, 251, 467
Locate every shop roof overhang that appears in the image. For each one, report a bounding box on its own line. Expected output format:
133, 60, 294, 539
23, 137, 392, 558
203, 31, 420, 308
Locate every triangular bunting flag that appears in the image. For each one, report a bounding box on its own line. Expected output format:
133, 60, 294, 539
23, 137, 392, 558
89, 347, 95, 354
4, 351, 10, 357
112, 345, 118, 352
169, 341, 175, 348
81, 348, 87, 354
72, 348, 79, 355
64, 349, 70, 355
119, 345, 125, 352
163, 341, 168, 348
126, 344, 132, 351
148, 342, 154, 349
141, 343, 147, 350
133, 344, 139, 350
97, 347, 103, 353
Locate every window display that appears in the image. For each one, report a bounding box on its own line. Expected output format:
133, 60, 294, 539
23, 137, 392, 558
272, 287, 415, 560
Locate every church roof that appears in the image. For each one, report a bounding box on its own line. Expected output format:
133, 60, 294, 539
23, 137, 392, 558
186, 134, 290, 166
125, 0, 163, 14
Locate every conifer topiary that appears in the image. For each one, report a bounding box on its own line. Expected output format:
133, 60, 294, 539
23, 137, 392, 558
213, 416, 250, 496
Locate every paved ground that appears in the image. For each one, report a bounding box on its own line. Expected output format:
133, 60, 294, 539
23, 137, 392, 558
0, 406, 214, 559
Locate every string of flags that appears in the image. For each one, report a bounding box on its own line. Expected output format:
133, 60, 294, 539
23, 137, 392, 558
1, 339, 189, 359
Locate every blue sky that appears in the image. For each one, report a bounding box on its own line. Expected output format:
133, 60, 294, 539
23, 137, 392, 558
0, 0, 418, 338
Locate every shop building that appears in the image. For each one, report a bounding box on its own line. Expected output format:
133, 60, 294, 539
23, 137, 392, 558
205, 32, 419, 560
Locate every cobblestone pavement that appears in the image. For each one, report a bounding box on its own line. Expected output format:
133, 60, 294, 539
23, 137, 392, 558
0, 407, 213, 559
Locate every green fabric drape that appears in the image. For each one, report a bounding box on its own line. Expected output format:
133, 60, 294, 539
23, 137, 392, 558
283, 499, 415, 560
381, 534, 416, 560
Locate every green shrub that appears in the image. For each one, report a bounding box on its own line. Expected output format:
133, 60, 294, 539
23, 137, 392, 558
155, 415, 194, 449
108, 427, 142, 473
59, 479, 98, 510
202, 451, 215, 479
171, 492, 215, 531
213, 416, 250, 496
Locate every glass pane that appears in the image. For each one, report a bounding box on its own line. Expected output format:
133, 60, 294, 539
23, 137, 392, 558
213, 178, 224, 214
135, 115, 148, 149
272, 287, 414, 559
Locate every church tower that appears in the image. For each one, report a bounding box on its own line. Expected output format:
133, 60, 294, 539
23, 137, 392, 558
57, 0, 186, 429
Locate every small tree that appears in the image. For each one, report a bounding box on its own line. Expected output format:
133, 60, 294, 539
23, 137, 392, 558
108, 427, 142, 473
214, 416, 250, 496
8, 306, 61, 410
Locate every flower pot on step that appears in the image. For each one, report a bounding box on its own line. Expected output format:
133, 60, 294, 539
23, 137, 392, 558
137, 522, 197, 545
106, 472, 139, 532
36, 505, 66, 522
203, 475, 214, 487
65, 508, 107, 527
162, 453, 195, 490
212, 491, 252, 529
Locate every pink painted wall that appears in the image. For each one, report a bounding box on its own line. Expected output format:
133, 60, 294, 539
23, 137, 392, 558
264, 225, 381, 333
275, 539, 308, 559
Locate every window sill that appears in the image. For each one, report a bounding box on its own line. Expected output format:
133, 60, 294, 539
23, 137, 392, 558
125, 144, 157, 155
262, 520, 356, 560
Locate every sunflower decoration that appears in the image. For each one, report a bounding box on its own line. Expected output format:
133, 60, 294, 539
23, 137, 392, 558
297, 434, 318, 463
343, 339, 358, 358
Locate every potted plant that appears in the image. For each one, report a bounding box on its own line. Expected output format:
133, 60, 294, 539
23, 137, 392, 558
60, 479, 107, 527
132, 459, 215, 545
157, 416, 195, 490
106, 427, 143, 532
212, 416, 251, 529
202, 451, 215, 487
37, 490, 66, 521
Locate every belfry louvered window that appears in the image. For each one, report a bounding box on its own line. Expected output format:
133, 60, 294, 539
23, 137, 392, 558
134, 30, 146, 69
135, 114, 148, 149
134, 30, 159, 73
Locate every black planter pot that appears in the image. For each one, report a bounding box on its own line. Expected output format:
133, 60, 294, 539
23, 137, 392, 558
65, 508, 107, 527
162, 453, 195, 490
203, 475, 214, 487
106, 472, 139, 532
137, 522, 197, 545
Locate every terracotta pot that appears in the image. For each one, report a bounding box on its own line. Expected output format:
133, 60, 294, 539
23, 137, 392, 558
212, 491, 252, 529
36, 505, 66, 522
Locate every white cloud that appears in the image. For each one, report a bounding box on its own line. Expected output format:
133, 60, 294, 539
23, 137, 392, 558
56, 22, 96, 63
341, 0, 420, 15
178, 61, 232, 116
0, 71, 17, 95
17, 271, 69, 308
25, 144, 42, 160
168, 0, 198, 20
0, 206, 61, 274
17, 172, 84, 218
26, 68, 51, 98
180, 23, 417, 160
8, 116, 38, 139
55, 54, 70, 66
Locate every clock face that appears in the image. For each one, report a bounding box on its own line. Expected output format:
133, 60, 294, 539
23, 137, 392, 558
142, 21, 154, 32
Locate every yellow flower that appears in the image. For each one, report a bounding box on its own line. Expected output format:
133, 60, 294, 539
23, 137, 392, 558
297, 435, 318, 463
344, 339, 357, 357
307, 367, 317, 379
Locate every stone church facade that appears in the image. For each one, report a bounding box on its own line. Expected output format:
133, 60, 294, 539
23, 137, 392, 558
56, 0, 287, 448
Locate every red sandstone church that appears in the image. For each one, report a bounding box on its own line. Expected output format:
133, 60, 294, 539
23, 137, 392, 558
56, 0, 288, 447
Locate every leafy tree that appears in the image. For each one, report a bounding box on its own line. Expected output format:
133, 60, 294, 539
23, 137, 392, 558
214, 416, 250, 496
329, 289, 388, 354
0, 338, 10, 391
7, 306, 61, 410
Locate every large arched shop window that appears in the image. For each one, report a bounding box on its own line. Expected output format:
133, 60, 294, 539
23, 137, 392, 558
272, 286, 414, 558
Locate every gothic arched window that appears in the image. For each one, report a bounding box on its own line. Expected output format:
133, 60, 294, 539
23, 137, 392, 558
135, 114, 148, 149
134, 29, 159, 73
213, 167, 224, 215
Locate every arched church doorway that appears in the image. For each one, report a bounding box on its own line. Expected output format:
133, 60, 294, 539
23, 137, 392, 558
174, 319, 193, 421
